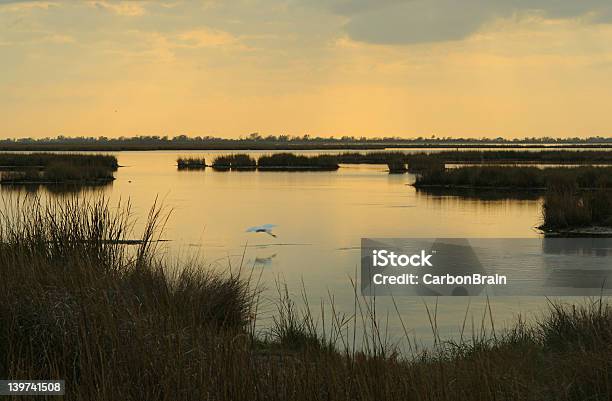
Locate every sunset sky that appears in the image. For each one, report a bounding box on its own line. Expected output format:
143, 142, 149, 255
2, 0, 612, 139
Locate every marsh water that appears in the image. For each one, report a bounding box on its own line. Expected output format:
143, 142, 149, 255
2, 149, 593, 349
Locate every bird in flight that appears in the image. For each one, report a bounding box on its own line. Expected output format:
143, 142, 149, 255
246, 224, 277, 238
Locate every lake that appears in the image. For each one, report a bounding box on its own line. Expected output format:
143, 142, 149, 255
1, 149, 574, 350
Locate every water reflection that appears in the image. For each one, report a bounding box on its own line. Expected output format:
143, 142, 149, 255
415, 187, 541, 201
252, 253, 277, 267
543, 238, 612, 290
543, 238, 611, 257
0, 182, 112, 195
420, 238, 486, 297
177, 166, 206, 171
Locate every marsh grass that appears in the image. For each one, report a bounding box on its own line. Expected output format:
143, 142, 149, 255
406, 155, 445, 173
387, 159, 408, 174
0, 153, 117, 184
2, 195, 612, 400
541, 180, 612, 230
430, 150, 612, 164
338, 150, 612, 166
0, 153, 118, 170
211, 154, 256, 170
338, 151, 408, 164
209, 153, 339, 171
177, 157, 206, 170
0, 195, 254, 400
415, 166, 546, 188
415, 166, 612, 189
257, 153, 339, 170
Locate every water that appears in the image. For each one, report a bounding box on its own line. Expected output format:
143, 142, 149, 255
0, 150, 570, 349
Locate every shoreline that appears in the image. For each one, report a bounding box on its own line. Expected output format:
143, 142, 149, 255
3, 143, 612, 152
537, 225, 612, 236
0, 177, 115, 185
412, 183, 548, 191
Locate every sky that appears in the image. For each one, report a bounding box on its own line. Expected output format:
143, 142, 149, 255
1, 0, 612, 139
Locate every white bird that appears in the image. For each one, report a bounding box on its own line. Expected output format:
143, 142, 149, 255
246, 224, 277, 238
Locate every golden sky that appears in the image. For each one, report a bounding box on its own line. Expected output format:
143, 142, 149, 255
2, 0, 612, 139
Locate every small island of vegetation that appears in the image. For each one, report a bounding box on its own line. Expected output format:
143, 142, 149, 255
0, 153, 118, 185
204, 153, 339, 171
337, 150, 612, 168
257, 153, 339, 171
211, 154, 257, 170
177, 157, 206, 170
414, 166, 612, 190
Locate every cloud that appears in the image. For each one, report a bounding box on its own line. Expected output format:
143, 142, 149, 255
0, 0, 147, 15
0, 1, 58, 12
344, 1, 488, 45
88, 0, 146, 16
314, 0, 612, 44
175, 28, 239, 48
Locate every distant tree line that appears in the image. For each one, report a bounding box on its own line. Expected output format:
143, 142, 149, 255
2, 134, 612, 151
4, 133, 612, 144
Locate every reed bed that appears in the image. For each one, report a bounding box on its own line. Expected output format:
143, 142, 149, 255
2, 195, 612, 400
0, 195, 254, 400
428, 150, 612, 164
337, 151, 408, 164
337, 150, 612, 166
387, 159, 407, 174
0, 153, 117, 184
0, 153, 118, 170
177, 157, 206, 170
414, 166, 612, 189
197, 150, 612, 173
541, 180, 612, 230
212, 154, 257, 170
257, 153, 339, 171
406, 155, 445, 173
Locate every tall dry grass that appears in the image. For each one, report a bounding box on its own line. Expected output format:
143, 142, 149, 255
0, 195, 254, 400
1, 195, 612, 400
541, 178, 612, 230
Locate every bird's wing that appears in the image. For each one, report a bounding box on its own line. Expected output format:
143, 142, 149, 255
246, 224, 276, 232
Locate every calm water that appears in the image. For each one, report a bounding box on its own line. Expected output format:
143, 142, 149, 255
2, 150, 568, 349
